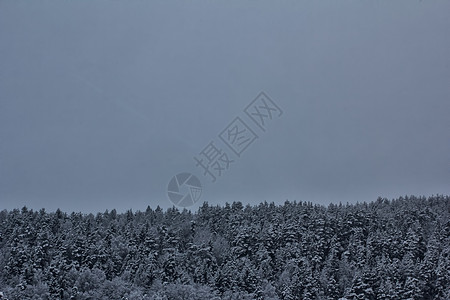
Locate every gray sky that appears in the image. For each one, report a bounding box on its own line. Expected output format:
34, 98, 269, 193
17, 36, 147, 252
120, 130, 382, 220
1, 1, 449, 213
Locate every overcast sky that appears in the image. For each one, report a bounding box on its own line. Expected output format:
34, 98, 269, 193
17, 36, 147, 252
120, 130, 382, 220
1, 1, 449, 213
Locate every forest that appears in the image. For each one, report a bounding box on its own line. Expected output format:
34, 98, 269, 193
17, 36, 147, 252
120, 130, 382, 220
0, 195, 449, 299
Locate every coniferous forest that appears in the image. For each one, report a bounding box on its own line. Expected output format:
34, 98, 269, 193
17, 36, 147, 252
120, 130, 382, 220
0, 195, 449, 300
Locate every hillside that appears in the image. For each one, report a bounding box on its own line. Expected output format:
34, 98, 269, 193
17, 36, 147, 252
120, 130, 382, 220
0, 195, 449, 299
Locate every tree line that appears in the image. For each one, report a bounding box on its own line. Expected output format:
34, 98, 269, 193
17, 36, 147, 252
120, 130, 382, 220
0, 195, 449, 299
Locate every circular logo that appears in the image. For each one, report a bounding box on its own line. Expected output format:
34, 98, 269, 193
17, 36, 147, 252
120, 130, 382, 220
167, 173, 202, 207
